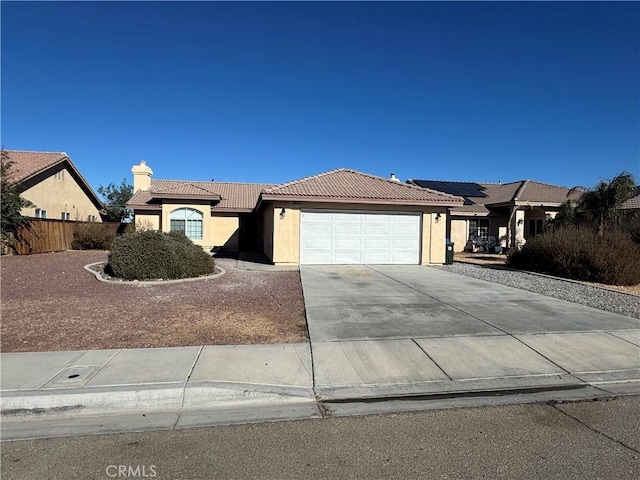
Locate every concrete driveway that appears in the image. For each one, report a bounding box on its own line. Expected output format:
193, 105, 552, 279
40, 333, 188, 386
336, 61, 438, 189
300, 265, 640, 404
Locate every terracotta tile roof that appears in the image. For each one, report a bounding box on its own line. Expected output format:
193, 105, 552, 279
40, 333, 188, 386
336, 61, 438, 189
409, 179, 578, 212
2, 150, 68, 183
622, 186, 640, 210
261, 169, 463, 206
2, 149, 103, 209
516, 180, 580, 203
128, 180, 276, 212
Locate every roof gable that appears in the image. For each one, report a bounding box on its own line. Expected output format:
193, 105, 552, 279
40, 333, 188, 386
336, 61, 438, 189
3, 150, 68, 184
409, 178, 577, 212
3, 149, 103, 211
128, 179, 276, 212
261, 169, 463, 206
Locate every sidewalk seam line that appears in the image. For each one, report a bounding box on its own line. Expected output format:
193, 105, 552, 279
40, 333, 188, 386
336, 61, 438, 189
174, 346, 204, 429
604, 331, 640, 348
300, 269, 323, 417
411, 339, 453, 381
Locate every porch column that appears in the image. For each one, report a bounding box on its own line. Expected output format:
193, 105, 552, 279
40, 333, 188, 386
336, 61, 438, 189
513, 209, 526, 250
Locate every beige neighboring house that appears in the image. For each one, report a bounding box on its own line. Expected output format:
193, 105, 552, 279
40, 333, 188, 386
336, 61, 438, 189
407, 179, 582, 252
4, 150, 103, 222
127, 161, 463, 265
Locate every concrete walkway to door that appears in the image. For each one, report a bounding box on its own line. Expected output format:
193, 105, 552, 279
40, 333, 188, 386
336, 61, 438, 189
300, 265, 640, 410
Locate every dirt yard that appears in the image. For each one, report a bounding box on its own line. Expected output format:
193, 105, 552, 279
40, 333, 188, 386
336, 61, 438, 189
1, 251, 307, 352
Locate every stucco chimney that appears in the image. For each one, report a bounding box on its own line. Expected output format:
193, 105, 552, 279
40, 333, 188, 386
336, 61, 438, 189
390, 173, 400, 182
132, 161, 153, 192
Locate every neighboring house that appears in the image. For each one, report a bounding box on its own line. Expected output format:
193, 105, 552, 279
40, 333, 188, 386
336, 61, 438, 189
406, 179, 581, 252
127, 161, 463, 265
621, 186, 640, 212
4, 150, 103, 222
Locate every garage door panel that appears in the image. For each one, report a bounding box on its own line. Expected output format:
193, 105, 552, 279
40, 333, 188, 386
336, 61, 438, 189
391, 215, 420, 225
333, 238, 362, 249
362, 252, 391, 263
391, 250, 420, 263
389, 238, 418, 250
391, 224, 419, 235
362, 225, 391, 235
333, 224, 362, 235
302, 237, 332, 249
303, 251, 334, 264
363, 238, 391, 249
334, 251, 362, 264
300, 210, 421, 265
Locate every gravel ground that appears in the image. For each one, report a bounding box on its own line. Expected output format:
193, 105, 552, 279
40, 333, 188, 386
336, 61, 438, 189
440, 262, 640, 319
0, 251, 307, 352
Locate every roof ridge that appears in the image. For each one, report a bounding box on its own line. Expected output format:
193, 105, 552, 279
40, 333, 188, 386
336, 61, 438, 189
152, 178, 276, 187
520, 179, 572, 189
154, 181, 217, 195
409, 179, 523, 186
2, 149, 67, 155
266, 168, 461, 200
262, 168, 348, 193
410, 179, 501, 185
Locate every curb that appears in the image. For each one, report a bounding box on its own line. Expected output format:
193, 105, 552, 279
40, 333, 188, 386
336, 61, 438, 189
83, 262, 226, 285
1, 382, 316, 419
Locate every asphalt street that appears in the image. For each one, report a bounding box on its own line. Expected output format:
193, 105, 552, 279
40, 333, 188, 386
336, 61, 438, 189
2, 396, 638, 480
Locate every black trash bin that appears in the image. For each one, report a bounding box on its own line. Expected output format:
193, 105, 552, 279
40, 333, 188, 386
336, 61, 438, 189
445, 242, 454, 265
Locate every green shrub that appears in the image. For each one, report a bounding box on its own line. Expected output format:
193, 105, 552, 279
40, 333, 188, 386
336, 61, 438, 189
507, 226, 640, 286
72, 223, 117, 250
106, 230, 215, 280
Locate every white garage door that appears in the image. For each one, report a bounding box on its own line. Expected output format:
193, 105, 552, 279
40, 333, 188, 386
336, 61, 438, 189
300, 210, 421, 265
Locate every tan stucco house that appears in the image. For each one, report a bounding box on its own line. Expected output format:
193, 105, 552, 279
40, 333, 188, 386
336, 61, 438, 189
407, 179, 582, 252
127, 162, 463, 265
4, 150, 103, 222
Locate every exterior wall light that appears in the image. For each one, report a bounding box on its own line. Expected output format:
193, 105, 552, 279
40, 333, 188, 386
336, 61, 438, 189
435, 212, 442, 223
280, 208, 286, 219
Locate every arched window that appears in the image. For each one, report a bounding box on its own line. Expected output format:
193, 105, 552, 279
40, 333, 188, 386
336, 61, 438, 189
170, 208, 203, 240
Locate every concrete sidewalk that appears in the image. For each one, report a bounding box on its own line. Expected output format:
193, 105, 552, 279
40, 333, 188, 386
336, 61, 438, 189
1, 344, 319, 440
2, 331, 639, 440
3, 263, 640, 440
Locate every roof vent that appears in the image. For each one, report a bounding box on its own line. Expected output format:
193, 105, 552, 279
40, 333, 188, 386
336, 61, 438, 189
390, 173, 400, 182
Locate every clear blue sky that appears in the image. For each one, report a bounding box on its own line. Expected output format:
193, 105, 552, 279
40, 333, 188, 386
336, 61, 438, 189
2, 1, 638, 193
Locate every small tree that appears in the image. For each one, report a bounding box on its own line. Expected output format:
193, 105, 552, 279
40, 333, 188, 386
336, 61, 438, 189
98, 179, 133, 222
579, 172, 636, 236
1, 149, 34, 246
551, 199, 577, 230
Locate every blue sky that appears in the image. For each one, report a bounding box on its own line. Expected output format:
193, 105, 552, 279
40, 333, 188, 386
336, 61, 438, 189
2, 1, 638, 193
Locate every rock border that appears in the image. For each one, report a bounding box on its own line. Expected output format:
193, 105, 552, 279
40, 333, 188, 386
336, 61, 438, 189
451, 259, 640, 298
84, 262, 226, 285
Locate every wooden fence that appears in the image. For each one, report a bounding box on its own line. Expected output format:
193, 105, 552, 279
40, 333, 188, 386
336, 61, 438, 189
9, 219, 121, 255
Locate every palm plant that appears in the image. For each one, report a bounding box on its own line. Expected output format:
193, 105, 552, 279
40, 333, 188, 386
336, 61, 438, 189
579, 172, 636, 235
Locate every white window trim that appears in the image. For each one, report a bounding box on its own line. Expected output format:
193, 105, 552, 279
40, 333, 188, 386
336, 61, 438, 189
169, 208, 203, 240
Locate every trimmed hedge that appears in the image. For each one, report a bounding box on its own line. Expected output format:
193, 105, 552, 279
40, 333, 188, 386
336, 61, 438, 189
106, 230, 215, 280
507, 226, 640, 286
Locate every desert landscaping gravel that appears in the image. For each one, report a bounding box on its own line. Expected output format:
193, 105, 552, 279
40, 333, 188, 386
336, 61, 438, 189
440, 262, 640, 319
1, 251, 307, 352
